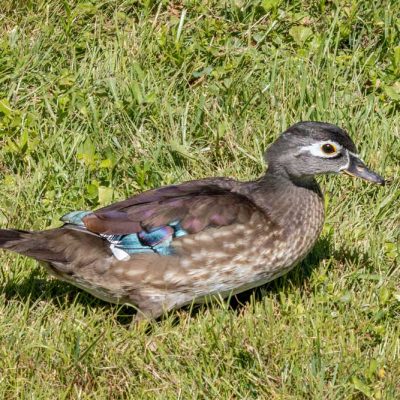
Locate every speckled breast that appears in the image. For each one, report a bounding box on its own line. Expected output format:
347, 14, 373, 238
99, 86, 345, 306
167, 185, 325, 302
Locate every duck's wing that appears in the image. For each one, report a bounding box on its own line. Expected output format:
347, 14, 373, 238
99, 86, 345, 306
82, 178, 258, 236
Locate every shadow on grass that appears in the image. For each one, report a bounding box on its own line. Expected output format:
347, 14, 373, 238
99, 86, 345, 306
1, 235, 370, 327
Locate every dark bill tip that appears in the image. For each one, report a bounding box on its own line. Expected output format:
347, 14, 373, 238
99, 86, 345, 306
342, 154, 385, 185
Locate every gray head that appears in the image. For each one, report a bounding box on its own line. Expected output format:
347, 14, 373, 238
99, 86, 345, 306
265, 121, 385, 185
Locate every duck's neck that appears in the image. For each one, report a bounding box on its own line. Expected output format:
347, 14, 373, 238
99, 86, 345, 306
260, 171, 322, 195
243, 171, 324, 226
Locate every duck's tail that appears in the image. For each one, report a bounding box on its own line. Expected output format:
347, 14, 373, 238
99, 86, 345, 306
0, 229, 25, 246
0, 226, 112, 265
0, 229, 69, 262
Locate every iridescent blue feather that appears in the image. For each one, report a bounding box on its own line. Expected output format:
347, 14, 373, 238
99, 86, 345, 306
61, 211, 188, 257
61, 211, 92, 226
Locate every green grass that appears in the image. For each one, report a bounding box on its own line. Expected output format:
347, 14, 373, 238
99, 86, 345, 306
0, 0, 399, 398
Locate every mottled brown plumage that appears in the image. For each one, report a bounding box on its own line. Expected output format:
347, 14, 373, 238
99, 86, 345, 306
0, 122, 385, 319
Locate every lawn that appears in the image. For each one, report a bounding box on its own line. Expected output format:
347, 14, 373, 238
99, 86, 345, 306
0, 0, 399, 398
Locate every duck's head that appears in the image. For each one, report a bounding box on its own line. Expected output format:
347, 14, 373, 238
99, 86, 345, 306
266, 121, 385, 185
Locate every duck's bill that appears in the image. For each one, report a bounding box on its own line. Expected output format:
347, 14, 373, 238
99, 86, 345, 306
341, 153, 385, 185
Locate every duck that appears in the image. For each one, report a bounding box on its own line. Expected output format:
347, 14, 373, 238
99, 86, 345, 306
0, 122, 385, 320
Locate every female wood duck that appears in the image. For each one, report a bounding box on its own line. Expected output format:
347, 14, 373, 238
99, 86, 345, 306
0, 122, 385, 319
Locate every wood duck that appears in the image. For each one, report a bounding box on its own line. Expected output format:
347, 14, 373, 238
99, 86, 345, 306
0, 122, 385, 319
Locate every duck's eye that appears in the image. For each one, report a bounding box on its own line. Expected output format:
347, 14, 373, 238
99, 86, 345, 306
321, 143, 337, 154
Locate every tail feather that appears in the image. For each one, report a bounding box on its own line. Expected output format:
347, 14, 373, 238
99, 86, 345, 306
0, 229, 27, 246
0, 228, 68, 263
0, 227, 111, 264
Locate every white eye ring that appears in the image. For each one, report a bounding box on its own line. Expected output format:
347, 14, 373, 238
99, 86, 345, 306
298, 141, 342, 158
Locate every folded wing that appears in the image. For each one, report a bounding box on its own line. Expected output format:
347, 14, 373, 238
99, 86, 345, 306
82, 178, 258, 236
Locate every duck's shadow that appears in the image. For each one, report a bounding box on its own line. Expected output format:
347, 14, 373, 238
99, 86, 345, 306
2, 236, 368, 326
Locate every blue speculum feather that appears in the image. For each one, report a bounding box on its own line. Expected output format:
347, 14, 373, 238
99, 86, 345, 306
115, 223, 188, 255
138, 226, 174, 247
61, 211, 188, 256
61, 211, 92, 226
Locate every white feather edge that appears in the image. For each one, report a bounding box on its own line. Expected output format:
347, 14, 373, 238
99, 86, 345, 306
110, 244, 131, 261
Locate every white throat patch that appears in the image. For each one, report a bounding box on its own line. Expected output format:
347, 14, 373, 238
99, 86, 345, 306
339, 150, 362, 171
